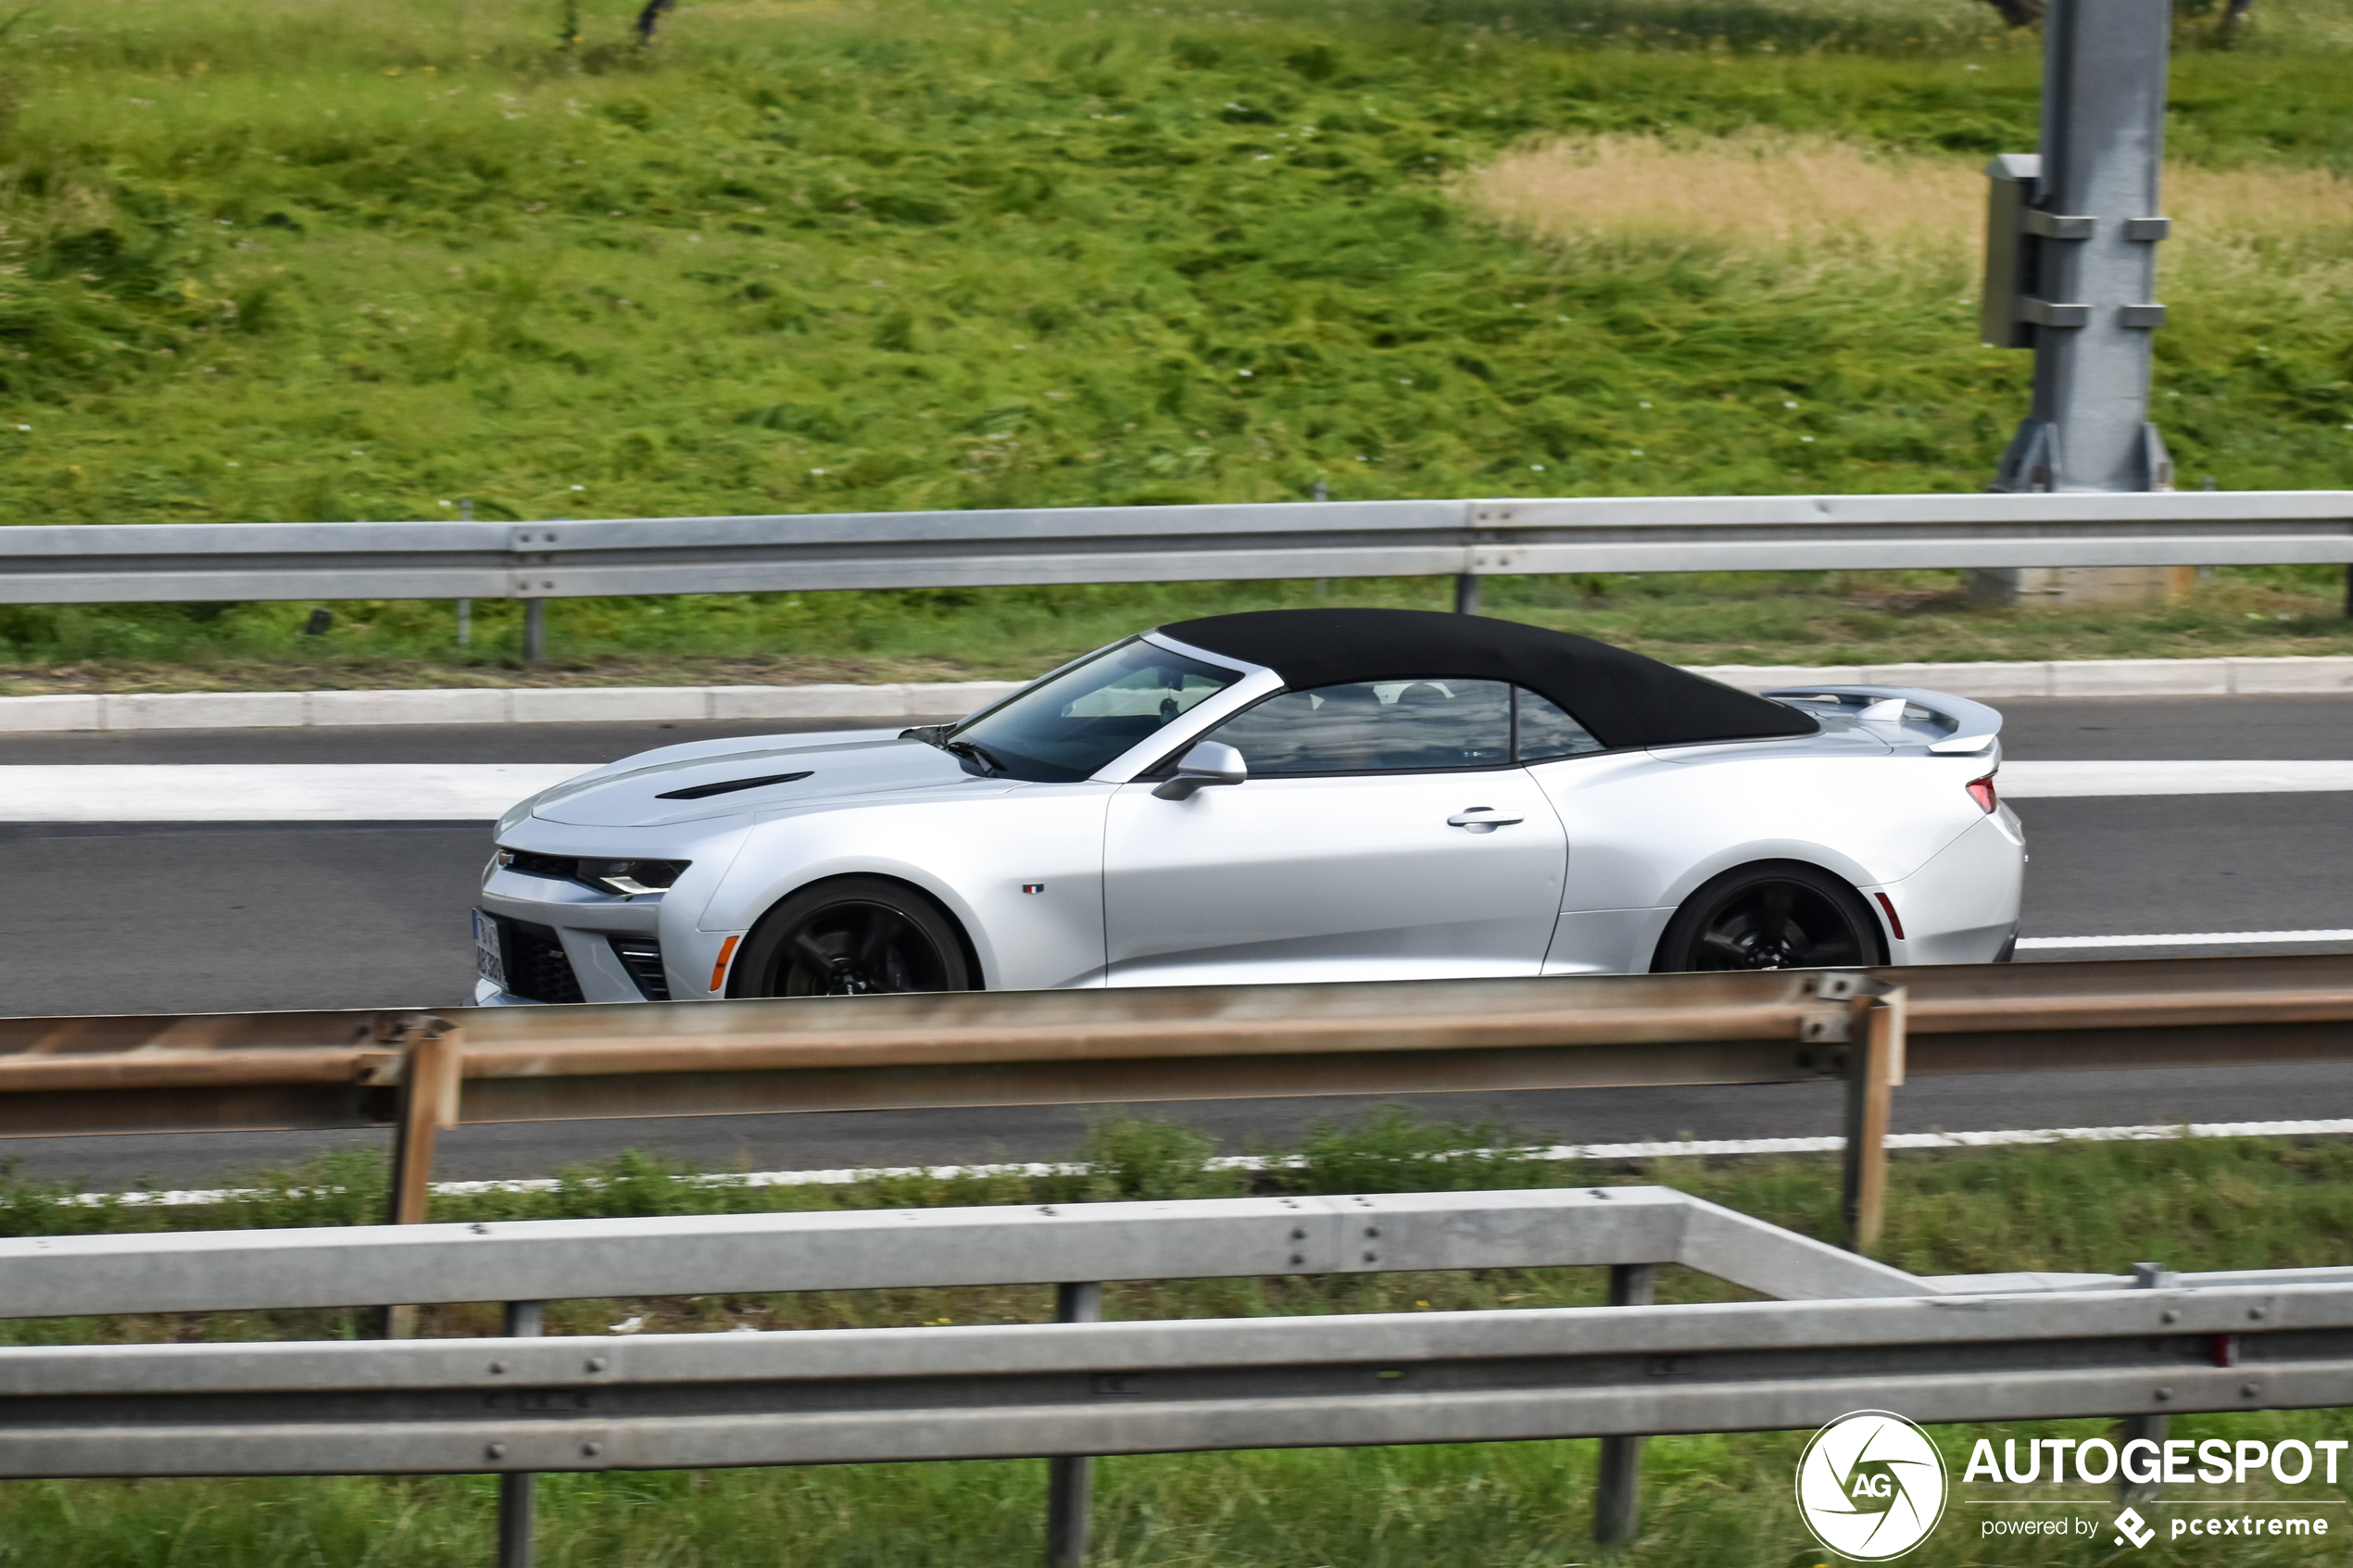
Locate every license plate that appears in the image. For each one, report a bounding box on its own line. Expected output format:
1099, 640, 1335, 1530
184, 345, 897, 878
472, 909, 507, 991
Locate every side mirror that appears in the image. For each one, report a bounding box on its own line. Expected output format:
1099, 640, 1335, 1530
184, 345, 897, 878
1151, 741, 1247, 801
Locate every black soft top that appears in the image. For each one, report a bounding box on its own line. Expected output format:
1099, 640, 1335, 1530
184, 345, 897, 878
1159, 608, 1816, 750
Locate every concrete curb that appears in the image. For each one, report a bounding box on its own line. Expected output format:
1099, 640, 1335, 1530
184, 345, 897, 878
0, 657, 2345, 734
0, 681, 1030, 734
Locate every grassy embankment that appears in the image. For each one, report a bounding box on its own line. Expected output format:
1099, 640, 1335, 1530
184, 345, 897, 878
0, 1112, 2350, 1564
1, 0, 2352, 693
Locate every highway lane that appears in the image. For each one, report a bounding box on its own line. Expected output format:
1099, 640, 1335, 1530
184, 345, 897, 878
0, 694, 2347, 1187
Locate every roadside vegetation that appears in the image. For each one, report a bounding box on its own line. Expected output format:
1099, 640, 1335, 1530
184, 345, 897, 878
0, 1111, 2348, 1564
2, 0, 2352, 690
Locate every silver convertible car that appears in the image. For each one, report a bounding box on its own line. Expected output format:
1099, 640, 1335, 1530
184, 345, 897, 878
472, 608, 2024, 1004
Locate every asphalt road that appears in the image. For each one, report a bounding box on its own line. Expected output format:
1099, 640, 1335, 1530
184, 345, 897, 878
2, 694, 2347, 1187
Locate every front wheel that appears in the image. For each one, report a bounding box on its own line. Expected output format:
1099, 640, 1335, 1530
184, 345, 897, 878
1650, 862, 1883, 973
729, 876, 974, 997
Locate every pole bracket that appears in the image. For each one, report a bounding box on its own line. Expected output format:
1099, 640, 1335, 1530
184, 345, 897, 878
2119, 303, 2168, 329
2020, 298, 2091, 329
2022, 210, 2095, 240
2124, 216, 2172, 242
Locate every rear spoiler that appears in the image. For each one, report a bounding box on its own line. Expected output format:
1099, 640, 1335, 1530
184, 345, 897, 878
1762, 684, 2003, 758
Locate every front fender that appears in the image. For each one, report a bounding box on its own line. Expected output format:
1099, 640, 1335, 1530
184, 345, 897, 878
690, 786, 1114, 992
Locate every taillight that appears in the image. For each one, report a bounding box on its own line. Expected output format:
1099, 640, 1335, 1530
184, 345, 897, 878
1966, 773, 1998, 813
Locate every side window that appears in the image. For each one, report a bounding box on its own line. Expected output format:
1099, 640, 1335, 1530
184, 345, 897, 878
1515, 687, 1605, 761
1208, 679, 1512, 775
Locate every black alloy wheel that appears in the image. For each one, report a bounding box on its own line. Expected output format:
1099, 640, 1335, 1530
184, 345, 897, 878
730, 876, 974, 997
1651, 861, 1883, 973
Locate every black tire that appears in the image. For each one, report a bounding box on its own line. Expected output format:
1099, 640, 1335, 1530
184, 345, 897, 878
1650, 861, 1885, 973
728, 875, 975, 997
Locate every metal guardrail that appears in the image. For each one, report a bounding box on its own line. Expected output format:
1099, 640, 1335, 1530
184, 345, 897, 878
1, 1187, 2345, 1566
0, 1187, 1930, 1320
2, 491, 2350, 603
7, 952, 2353, 1253
13, 1279, 2343, 1470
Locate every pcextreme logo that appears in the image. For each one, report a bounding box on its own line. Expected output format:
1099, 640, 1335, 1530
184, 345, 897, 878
1796, 1411, 1950, 1561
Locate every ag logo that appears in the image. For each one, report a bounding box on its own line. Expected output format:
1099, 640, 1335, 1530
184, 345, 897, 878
1795, 1410, 1948, 1561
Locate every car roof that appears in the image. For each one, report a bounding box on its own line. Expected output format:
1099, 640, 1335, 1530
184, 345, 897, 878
1158, 608, 1818, 750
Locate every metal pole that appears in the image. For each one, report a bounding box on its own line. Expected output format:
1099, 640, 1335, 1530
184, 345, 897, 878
1313, 481, 1329, 599
498, 1299, 546, 1568
458, 499, 473, 649
1841, 995, 1902, 1254
1045, 1281, 1102, 1568
1453, 572, 1479, 615
378, 1021, 461, 1338
2119, 1261, 2172, 1501
1991, 0, 2174, 496
1592, 1262, 1655, 1547
522, 597, 546, 664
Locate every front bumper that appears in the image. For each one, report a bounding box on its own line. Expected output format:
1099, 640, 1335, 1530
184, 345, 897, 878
476, 868, 740, 1006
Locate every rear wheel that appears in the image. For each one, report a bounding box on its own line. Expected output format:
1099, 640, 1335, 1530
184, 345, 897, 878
1650, 862, 1882, 973
729, 876, 974, 997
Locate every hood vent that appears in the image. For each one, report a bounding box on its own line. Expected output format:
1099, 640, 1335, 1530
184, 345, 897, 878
654, 769, 815, 801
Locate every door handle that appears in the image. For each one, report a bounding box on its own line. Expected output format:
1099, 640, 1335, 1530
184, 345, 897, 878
1447, 808, 1523, 832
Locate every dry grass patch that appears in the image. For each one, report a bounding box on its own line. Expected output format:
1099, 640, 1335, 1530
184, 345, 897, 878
1459, 132, 2353, 262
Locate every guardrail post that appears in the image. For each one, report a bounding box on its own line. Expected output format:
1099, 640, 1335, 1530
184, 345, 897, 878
1453, 573, 1479, 614
458, 498, 475, 646
1842, 989, 1905, 1255
379, 1017, 463, 1338
522, 597, 546, 664
498, 1299, 546, 1568
1045, 1281, 1103, 1568
1592, 1262, 1656, 1548
2119, 1261, 2173, 1501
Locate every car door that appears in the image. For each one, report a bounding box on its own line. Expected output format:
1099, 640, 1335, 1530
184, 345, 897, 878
1102, 677, 1568, 985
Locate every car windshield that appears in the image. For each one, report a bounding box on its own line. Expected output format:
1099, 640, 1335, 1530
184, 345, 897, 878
949, 638, 1243, 781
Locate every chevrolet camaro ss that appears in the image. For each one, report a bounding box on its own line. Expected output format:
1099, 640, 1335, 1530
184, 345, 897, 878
472, 608, 2024, 1004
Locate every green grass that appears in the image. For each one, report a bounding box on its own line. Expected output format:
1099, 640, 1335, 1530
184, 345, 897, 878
2, 0, 2352, 689
1, 1113, 2351, 1564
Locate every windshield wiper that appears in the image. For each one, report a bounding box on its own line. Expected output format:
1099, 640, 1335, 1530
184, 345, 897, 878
944, 739, 1008, 776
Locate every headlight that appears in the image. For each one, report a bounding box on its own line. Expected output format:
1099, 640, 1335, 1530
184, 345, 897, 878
579, 859, 689, 896
495, 849, 689, 897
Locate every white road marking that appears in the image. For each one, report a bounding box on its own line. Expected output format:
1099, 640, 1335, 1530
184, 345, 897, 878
2020, 929, 2353, 949
2001, 759, 2353, 797
70, 1119, 2353, 1208
0, 758, 2341, 821
0, 764, 592, 822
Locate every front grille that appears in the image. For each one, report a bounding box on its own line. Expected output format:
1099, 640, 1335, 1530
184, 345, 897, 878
610, 937, 671, 1001
502, 920, 585, 1005
501, 848, 580, 882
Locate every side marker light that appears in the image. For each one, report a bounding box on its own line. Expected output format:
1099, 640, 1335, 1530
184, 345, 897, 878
709, 934, 742, 995
1874, 892, 1906, 940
